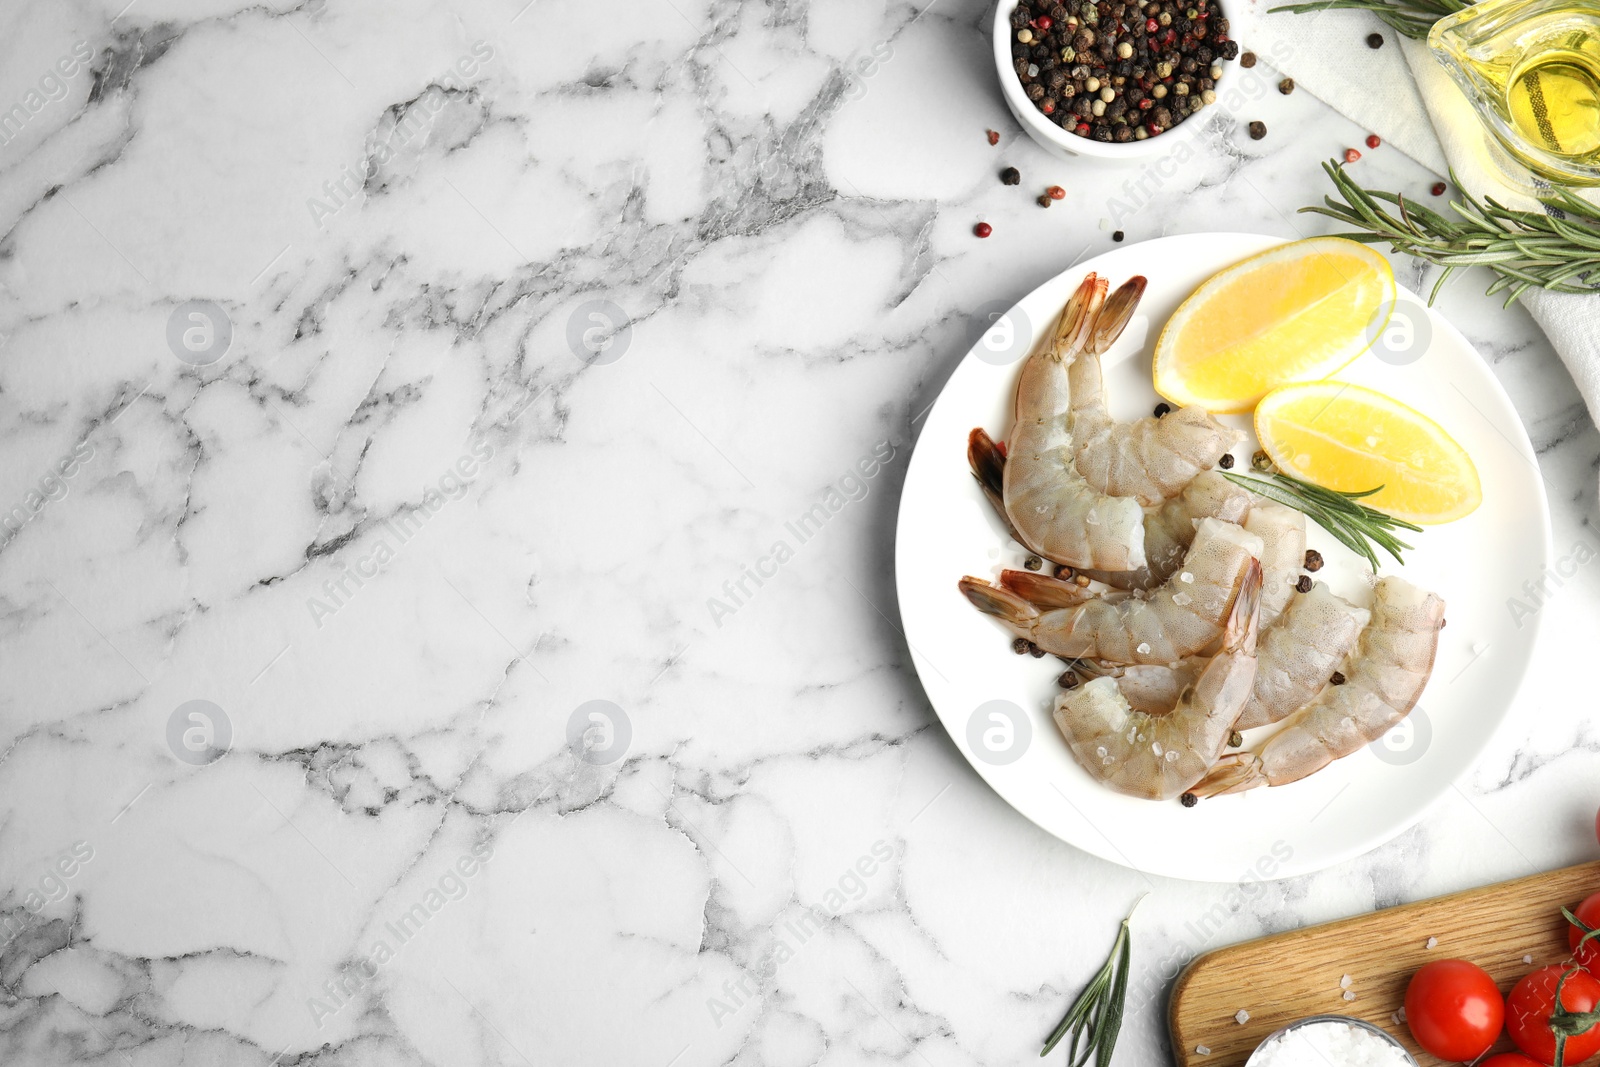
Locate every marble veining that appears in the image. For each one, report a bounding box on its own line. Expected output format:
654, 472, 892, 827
0, 0, 1597, 1064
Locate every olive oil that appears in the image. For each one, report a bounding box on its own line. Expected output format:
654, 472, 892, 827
1507, 50, 1600, 158
1430, 0, 1600, 185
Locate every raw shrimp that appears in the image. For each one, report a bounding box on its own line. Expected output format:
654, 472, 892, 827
1072, 580, 1368, 730
1243, 501, 1308, 626
998, 274, 1148, 571
1056, 561, 1262, 801
1234, 580, 1367, 729
959, 518, 1263, 665
1069, 276, 1241, 507
1187, 576, 1445, 797
1078, 471, 1253, 591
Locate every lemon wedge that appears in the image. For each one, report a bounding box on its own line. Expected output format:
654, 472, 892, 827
1255, 382, 1482, 524
1153, 237, 1397, 414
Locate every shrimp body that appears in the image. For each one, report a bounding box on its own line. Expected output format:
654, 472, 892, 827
1068, 277, 1241, 507
959, 518, 1263, 665
1243, 501, 1308, 626
1002, 274, 1147, 571
1079, 471, 1252, 591
1234, 580, 1367, 729
1189, 576, 1445, 797
1071, 580, 1367, 730
1056, 561, 1262, 800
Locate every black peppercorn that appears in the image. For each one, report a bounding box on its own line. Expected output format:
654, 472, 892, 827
1218, 453, 1234, 469
1013, 637, 1030, 654
1239, 51, 1256, 67
1247, 119, 1267, 139
1028, 642, 1046, 658
1330, 671, 1346, 685
1304, 549, 1324, 572
1058, 670, 1079, 689
1154, 402, 1171, 417
1367, 32, 1384, 47
1024, 554, 1043, 570
1296, 574, 1313, 594
1037, 193, 1053, 207
1001, 166, 1021, 185
1180, 792, 1198, 808
1278, 77, 1294, 94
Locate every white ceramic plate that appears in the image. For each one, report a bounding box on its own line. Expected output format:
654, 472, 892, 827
895, 232, 1552, 882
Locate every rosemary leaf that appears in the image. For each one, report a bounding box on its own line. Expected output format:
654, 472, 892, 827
1222, 469, 1416, 568
1302, 163, 1600, 305
1042, 896, 1144, 1062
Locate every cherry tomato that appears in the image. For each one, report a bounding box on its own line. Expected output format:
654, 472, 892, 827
1480, 1055, 1548, 1067
1507, 965, 1600, 1066
1406, 959, 1506, 1061
1568, 892, 1600, 975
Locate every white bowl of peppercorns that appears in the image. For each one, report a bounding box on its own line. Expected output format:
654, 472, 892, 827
995, 0, 1240, 159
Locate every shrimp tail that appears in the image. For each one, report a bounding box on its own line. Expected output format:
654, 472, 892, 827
998, 568, 1093, 609
1221, 559, 1263, 656
958, 577, 1041, 629
1050, 273, 1108, 359
1089, 275, 1147, 354
1184, 752, 1267, 798
967, 427, 1009, 521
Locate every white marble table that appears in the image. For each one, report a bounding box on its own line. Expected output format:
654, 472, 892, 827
1, 1, 1596, 1064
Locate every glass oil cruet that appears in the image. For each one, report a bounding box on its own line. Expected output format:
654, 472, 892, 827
1429, 0, 1600, 185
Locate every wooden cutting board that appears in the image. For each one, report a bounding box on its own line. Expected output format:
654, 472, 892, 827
1169, 860, 1600, 1066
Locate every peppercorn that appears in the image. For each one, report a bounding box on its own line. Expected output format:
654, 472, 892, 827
1431, 181, 1447, 196
1056, 564, 1074, 579
987, 128, 1001, 145
1296, 574, 1313, 594
1047, 184, 1066, 199
1154, 402, 1171, 417
974, 221, 993, 238
1037, 193, 1053, 207
1330, 671, 1346, 686
1112, 229, 1125, 240
1304, 549, 1324, 571
1180, 792, 1198, 808
1058, 670, 1079, 689
1367, 32, 1384, 47
1251, 449, 1271, 471
1012, 637, 1030, 654
1218, 453, 1234, 469
1247, 120, 1266, 139
1366, 133, 1381, 149
1228, 730, 1243, 748
1028, 643, 1046, 658
1239, 50, 1256, 66
1278, 77, 1294, 94
1345, 147, 1362, 162
1024, 554, 1043, 570
1001, 166, 1021, 186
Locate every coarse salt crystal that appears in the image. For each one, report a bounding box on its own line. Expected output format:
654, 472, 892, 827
1235, 1009, 1250, 1025
1172, 592, 1193, 607
1343, 990, 1357, 1001
1195, 1045, 1211, 1056
1524, 955, 1534, 964
1180, 572, 1194, 583
1426, 937, 1438, 949
1340, 975, 1352, 988
1397, 1006, 1406, 1022
1137, 642, 1152, 654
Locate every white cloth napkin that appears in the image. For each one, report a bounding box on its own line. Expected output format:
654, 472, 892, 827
1227, 0, 1600, 446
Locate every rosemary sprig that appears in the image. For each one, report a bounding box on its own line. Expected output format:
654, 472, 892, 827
1266, 0, 1466, 38
1041, 895, 1143, 1065
1304, 161, 1600, 306
1222, 468, 1422, 570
